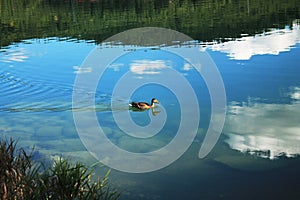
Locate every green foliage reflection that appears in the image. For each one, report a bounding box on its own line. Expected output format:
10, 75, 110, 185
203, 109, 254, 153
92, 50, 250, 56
0, 0, 299, 47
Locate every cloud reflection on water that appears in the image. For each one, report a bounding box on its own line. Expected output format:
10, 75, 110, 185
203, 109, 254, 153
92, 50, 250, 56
73, 66, 92, 74
130, 60, 167, 75
207, 20, 300, 60
0, 48, 28, 63
224, 87, 300, 159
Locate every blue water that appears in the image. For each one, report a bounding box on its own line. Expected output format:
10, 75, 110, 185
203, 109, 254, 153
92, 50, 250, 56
1, 24, 300, 199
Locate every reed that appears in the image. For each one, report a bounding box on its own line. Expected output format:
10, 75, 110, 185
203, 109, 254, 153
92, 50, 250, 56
0, 138, 120, 200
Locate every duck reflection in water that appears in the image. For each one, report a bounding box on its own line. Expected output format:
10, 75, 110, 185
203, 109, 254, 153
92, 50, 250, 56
129, 98, 160, 116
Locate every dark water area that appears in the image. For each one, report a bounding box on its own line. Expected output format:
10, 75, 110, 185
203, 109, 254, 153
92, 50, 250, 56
1, 0, 300, 200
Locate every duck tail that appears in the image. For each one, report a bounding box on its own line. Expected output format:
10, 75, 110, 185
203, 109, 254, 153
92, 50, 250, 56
129, 102, 133, 107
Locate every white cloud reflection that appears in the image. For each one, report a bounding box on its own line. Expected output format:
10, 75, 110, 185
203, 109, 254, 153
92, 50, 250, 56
0, 48, 28, 63
109, 63, 124, 71
183, 63, 192, 71
224, 88, 300, 159
291, 87, 300, 100
130, 60, 167, 75
207, 20, 300, 60
73, 66, 92, 74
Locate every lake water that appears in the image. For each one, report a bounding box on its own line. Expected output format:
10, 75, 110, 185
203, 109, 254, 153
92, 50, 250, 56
1, 0, 300, 199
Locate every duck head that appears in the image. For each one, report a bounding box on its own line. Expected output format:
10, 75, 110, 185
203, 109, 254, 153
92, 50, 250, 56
152, 98, 159, 103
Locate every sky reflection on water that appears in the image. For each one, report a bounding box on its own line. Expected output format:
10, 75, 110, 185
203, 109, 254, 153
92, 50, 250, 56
0, 23, 299, 159
207, 19, 300, 60
0, 22, 300, 199
212, 20, 300, 160
225, 87, 300, 159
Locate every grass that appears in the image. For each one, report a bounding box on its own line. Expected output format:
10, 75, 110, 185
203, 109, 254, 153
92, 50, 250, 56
0, 138, 120, 200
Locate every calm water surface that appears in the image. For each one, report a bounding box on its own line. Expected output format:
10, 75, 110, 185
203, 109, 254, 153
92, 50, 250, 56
1, 0, 300, 199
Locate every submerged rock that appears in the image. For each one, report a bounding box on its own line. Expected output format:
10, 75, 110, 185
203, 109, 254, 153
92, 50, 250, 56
118, 135, 167, 153
35, 126, 63, 139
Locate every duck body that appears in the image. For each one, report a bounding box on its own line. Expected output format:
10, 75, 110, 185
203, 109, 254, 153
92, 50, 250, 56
129, 98, 159, 110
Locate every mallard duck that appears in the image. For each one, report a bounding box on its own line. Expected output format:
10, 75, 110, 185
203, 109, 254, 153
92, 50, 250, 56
129, 98, 160, 109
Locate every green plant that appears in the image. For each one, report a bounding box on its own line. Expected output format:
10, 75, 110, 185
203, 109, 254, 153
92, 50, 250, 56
44, 158, 119, 200
0, 138, 37, 199
0, 138, 120, 200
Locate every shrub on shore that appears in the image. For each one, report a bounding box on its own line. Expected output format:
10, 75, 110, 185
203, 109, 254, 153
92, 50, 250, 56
0, 138, 120, 200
